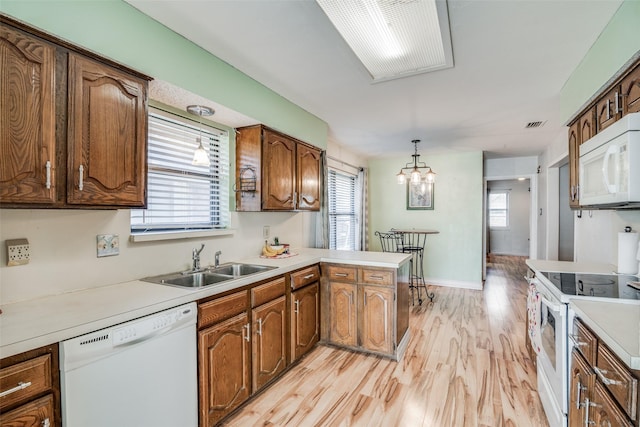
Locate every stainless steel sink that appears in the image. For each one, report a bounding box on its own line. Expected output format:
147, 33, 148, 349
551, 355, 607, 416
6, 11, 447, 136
141, 263, 275, 289
209, 263, 275, 276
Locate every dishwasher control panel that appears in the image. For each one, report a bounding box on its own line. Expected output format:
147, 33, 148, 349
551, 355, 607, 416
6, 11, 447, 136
113, 304, 196, 346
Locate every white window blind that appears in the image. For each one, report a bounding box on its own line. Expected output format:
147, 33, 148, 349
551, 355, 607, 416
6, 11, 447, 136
131, 108, 229, 232
328, 169, 357, 250
488, 191, 509, 228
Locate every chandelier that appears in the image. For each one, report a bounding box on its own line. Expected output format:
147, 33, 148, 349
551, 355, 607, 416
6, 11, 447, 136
396, 140, 436, 185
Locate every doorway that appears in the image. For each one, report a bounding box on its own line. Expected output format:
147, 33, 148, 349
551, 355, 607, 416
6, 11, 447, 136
487, 179, 531, 257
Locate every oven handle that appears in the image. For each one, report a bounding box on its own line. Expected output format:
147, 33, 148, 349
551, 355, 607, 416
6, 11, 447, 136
538, 294, 564, 313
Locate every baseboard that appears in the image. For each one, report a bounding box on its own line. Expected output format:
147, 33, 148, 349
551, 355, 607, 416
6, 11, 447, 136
425, 278, 483, 290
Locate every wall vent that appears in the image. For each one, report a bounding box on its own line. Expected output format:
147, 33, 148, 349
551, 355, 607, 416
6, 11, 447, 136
525, 121, 545, 129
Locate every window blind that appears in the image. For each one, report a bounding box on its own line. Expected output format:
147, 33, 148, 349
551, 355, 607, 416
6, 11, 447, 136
328, 169, 357, 250
131, 108, 229, 232
488, 191, 509, 228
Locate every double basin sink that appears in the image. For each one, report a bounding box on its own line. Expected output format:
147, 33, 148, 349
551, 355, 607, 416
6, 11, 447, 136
142, 263, 276, 289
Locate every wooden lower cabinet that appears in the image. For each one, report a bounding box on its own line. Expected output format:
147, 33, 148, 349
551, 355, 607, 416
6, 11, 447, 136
198, 312, 250, 427
291, 282, 320, 362
252, 296, 286, 392
329, 282, 357, 347
592, 381, 633, 427
360, 285, 394, 354
569, 349, 594, 427
0, 394, 54, 427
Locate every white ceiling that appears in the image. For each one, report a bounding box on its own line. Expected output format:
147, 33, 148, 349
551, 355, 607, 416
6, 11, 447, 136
126, 0, 622, 159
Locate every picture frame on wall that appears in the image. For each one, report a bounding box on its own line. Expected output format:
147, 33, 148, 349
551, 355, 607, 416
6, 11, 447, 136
407, 181, 434, 210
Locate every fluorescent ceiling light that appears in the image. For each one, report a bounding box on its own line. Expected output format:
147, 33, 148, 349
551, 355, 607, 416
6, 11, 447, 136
316, 0, 454, 82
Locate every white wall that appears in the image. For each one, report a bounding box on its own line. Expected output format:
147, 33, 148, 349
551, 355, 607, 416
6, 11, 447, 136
0, 209, 317, 304
485, 156, 538, 178
487, 179, 530, 256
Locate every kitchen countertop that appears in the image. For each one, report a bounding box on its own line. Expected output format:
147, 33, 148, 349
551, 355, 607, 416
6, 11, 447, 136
0, 248, 410, 359
526, 259, 640, 370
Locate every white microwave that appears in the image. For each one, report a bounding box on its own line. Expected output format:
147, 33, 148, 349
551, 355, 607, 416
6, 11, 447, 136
579, 112, 640, 207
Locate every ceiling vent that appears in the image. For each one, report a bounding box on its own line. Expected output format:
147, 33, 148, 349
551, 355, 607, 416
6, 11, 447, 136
525, 121, 545, 129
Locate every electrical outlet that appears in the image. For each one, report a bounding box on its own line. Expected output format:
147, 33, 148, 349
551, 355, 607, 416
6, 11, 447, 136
6, 238, 30, 266
97, 234, 120, 257
263, 226, 270, 239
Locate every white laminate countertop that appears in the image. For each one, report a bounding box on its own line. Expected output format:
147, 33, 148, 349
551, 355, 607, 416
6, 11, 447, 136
0, 248, 410, 359
571, 299, 640, 370
526, 259, 640, 369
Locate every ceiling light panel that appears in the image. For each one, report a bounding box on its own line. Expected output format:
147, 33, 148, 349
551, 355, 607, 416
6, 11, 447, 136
316, 0, 453, 82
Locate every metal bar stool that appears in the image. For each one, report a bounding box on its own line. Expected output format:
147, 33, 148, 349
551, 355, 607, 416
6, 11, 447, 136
390, 229, 439, 305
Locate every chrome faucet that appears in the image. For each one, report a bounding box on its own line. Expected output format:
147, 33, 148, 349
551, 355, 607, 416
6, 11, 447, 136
192, 244, 205, 272
214, 250, 222, 268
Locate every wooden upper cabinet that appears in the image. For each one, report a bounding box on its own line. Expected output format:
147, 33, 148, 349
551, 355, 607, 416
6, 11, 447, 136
262, 130, 296, 210
578, 108, 596, 144
596, 86, 622, 133
235, 124, 322, 212
67, 53, 147, 207
568, 122, 580, 208
0, 24, 57, 204
621, 63, 640, 115
296, 144, 321, 211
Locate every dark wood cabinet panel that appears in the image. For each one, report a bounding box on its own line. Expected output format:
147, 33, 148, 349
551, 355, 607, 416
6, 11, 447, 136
291, 282, 319, 362
621, 64, 640, 115
67, 53, 147, 207
0, 24, 57, 204
296, 144, 321, 211
0, 394, 54, 427
592, 381, 633, 427
569, 349, 594, 427
262, 130, 296, 210
198, 313, 250, 427
329, 282, 357, 347
596, 86, 623, 133
252, 296, 286, 392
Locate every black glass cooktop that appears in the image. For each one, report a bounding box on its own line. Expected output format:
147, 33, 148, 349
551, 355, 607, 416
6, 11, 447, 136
540, 271, 640, 299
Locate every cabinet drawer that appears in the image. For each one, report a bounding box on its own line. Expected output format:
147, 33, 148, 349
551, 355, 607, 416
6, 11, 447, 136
0, 355, 52, 411
596, 343, 638, 421
199, 291, 248, 329
325, 265, 357, 283
251, 276, 285, 307
290, 265, 320, 290
0, 393, 54, 426
592, 381, 633, 426
359, 268, 393, 286
573, 317, 598, 366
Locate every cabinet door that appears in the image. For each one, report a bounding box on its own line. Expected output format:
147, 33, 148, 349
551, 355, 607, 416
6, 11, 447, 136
569, 349, 594, 427
198, 313, 250, 427
67, 53, 147, 207
568, 122, 580, 208
621, 64, 640, 115
0, 24, 57, 204
578, 107, 596, 144
262, 130, 295, 210
592, 381, 633, 427
595, 86, 622, 132
360, 285, 394, 355
252, 296, 286, 393
329, 282, 357, 347
0, 394, 54, 427
296, 144, 321, 211
291, 282, 319, 362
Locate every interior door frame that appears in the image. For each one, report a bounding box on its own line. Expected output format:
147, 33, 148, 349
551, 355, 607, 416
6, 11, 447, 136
482, 174, 538, 280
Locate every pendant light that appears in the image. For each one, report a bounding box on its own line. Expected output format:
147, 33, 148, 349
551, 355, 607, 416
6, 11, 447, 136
186, 105, 215, 166
395, 139, 436, 184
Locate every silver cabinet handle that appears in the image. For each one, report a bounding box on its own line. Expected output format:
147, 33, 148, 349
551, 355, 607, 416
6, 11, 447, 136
615, 91, 620, 114
45, 160, 51, 189
369, 275, 384, 280
570, 185, 575, 201
78, 164, 84, 191
256, 318, 263, 336
243, 323, 250, 342
303, 274, 315, 280
576, 380, 586, 410
569, 334, 588, 347
334, 273, 348, 277
594, 367, 623, 386
42, 418, 50, 427
294, 299, 300, 314
0, 381, 32, 398
606, 99, 611, 121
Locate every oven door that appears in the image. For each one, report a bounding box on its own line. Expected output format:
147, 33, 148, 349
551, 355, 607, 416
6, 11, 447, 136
535, 284, 568, 426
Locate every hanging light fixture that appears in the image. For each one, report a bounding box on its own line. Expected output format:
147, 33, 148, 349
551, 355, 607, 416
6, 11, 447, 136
396, 140, 436, 185
186, 105, 215, 166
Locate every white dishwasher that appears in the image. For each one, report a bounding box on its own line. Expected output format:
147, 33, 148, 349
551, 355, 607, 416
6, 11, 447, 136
60, 302, 198, 427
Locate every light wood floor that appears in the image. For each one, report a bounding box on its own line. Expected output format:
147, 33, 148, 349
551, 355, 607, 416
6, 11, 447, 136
223, 255, 548, 426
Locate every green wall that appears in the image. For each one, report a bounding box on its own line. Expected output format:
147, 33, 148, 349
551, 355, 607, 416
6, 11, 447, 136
561, 0, 640, 121
368, 151, 484, 286
0, 0, 328, 149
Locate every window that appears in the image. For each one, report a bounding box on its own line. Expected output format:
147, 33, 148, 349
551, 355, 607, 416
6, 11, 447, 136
328, 169, 357, 250
131, 108, 229, 233
488, 191, 509, 228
